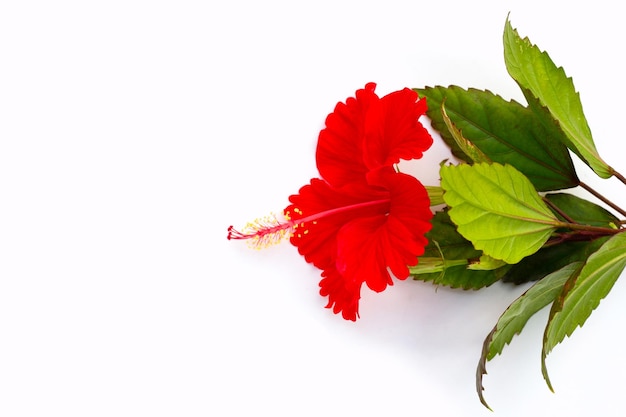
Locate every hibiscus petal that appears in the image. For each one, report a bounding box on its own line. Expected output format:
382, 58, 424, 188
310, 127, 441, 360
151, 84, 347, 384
335, 215, 393, 292
318, 267, 361, 321
363, 88, 433, 170
315, 83, 377, 187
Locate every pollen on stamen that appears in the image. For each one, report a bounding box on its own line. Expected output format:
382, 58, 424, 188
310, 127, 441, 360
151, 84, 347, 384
227, 212, 294, 249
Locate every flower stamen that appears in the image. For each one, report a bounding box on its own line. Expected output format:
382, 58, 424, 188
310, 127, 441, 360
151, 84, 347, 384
228, 198, 390, 249
227, 212, 293, 249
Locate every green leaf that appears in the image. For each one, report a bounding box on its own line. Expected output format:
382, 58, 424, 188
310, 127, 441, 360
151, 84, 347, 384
467, 255, 507, 271
503, 18, 612, 179
412, 210, 508, 289
425, 185, 445, 206
416, 86, 579, 191
441, 162, 559, 263
476, 262, 583, 410
503, 193, 619, 284
503, 237, 609, 284
421, 210, 482, 259
409, 256, 468, 274
542, 232, 626, 390
440, 102, 491, 164
545, 193, 620, 228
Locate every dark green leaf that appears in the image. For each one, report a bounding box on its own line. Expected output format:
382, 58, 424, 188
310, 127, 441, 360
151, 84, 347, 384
477, 262, 583, 410
503, 237, 609, 284
421, 210, 481, 259
542, 232, 626, 391
440, 102, 491, 164
416, 86, 579, 191
545, 193, 620, 228
412, 210, 507, 289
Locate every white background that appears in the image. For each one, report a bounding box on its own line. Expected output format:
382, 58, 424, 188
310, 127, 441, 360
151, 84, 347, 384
2, 1, 625, 416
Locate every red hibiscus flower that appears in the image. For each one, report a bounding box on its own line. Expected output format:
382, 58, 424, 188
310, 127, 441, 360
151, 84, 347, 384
228, 83, 433, 321
287, 84, 433, 320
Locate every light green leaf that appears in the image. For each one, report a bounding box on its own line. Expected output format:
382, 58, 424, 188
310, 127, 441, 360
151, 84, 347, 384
425, 185, 445, 206
467, 255, 507, 271
503, 18, 612, 178
408, 256, 468, 275
542, 232, 626, 390
476, 262, 583, 410
441, 162, 559, 263
504, 192, 618, 284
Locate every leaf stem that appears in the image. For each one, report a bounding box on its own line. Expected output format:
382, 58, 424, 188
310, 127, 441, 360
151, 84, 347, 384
579, 181, 626, 218
542, 197, 576, 224
555, 220, 622, 235
610, 167, 626, 187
